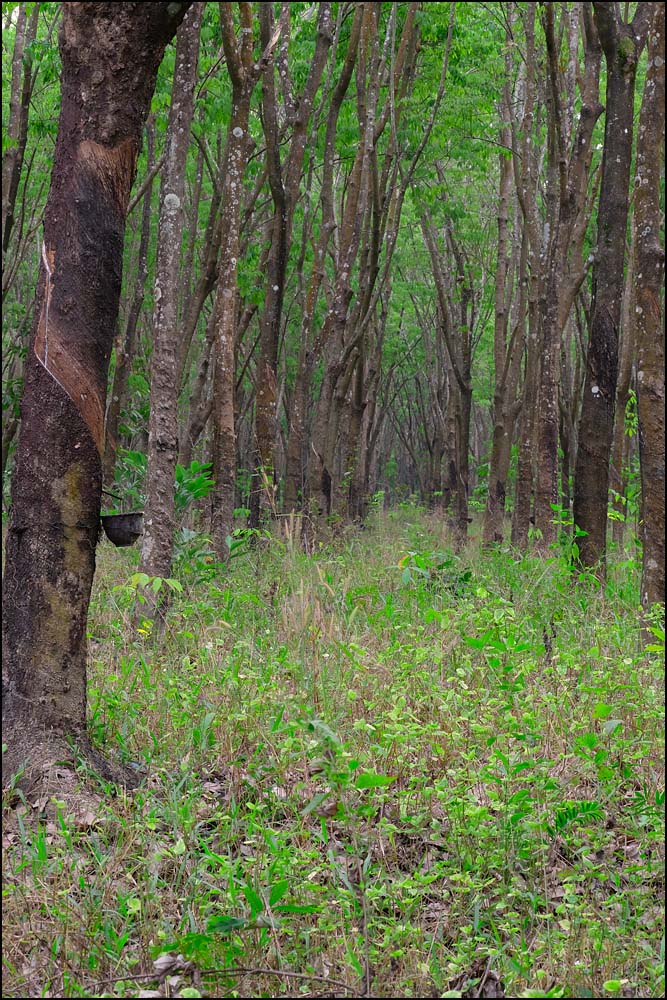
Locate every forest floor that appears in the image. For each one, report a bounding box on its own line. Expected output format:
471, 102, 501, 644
2, 505, 665, 999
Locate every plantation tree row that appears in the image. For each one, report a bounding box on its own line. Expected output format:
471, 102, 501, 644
1, 2, 664, 787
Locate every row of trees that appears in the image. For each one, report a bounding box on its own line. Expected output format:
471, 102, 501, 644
1, 2, 664, 786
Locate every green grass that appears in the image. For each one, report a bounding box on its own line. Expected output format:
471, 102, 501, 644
2, 506, 664, 999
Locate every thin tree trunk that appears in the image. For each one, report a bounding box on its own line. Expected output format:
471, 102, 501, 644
210, 2, 272, 559
2, 3, 39, 260
103, 119, 157, 489
610, 231, 636, 544
140, 4, 203, 596
253, 4, 333, 513
534, 2, 602, 551
510, 3, 541, 550
283, 5, 364, 513
483, 46, 515, 545
634, 8, 665, 621
511, 271, 540, 549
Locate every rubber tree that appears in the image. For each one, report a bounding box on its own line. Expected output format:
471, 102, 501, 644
209, 2, 281, 559
253, 3, 333, 515
533, 2, 602, 551
634, 7, 665, 623
2, 2, 191, 791
573, 1, 653, 574
139, 3, 203, 600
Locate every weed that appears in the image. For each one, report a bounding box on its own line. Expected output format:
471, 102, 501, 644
2, 508, 664, 999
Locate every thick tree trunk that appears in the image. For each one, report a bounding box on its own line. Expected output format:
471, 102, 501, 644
2, 2, 190, 790
634, 9, 665, 620
140, 4, 203, 595
573, 2, 652, 573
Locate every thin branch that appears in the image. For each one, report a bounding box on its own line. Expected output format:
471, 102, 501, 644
86, 965, 357, 994
127, 153, 166, 215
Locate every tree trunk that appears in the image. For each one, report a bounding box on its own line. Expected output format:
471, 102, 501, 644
534, 2, 602, 551
210, 3, 268, 559
509, 4, 541, 550
2, 2, 191, 791
2, 3, 39, 260
103, 118, 157, 489
511, 271, 540, 550
483, 59, 515, 545
573, 2, 652, 573
283, 5, 364, 513
609, 231, 636, 544
140, 4, 203, 596
634, 8, 665, 621
253, 4, 333, 512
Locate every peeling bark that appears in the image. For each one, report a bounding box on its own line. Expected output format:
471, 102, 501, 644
2, 2, 191, 789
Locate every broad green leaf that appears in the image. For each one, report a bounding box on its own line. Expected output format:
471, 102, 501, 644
355, 771, 395, 789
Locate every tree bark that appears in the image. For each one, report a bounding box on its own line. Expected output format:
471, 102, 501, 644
2, 3, 39, 261
534, 2, 602, 551
283, 5, 364, 513
2, 2, 190, 790
508, 3, 541, 551
420, 217, 474, 543
103, 118, 157, 489
609, 227, 636, 544
140, 4, 203, 596
573, 1, 652, 573
210, 2, 269, 559
634, 8, 665, 620
253, 3, 333, 515
483, 36, 516, 546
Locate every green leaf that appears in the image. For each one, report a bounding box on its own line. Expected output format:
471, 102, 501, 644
301, 791, 330, 816
206, 915, 250, 934
269, 880, 289, 906
355, 771, 396, 789
241, 884, 264, 916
